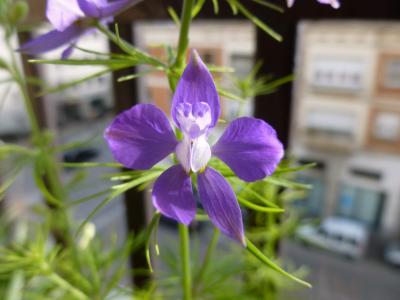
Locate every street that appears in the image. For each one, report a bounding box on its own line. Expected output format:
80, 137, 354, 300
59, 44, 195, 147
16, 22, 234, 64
281, 240, 400, 300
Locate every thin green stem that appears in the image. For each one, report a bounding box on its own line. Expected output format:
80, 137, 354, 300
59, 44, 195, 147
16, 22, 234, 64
6, 36, 71, 243
167, 0, 195, 91
193, 228, 220, 295
48, 272, 88, 300
5, 39, 40, 137
173, 0, 195, 71
179, 224, 192, 300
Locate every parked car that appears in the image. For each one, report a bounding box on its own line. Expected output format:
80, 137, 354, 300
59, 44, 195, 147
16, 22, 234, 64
384, 242, 400, 267
296, 216, 370, 259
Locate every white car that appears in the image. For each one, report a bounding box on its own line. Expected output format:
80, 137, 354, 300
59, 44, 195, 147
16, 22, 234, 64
296, 217, 369, 259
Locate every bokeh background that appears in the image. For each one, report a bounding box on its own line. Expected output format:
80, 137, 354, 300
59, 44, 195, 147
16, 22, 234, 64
1, 1, 400, 299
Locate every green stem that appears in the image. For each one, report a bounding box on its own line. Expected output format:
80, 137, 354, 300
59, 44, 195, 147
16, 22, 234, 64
167, 0, 195, 91
48, 272, 88, 300
5, 39, 40, 137
179, 224, 192, 300
193, 228, 219, 295
7, 37, 71, 243
174, 0, 195, 71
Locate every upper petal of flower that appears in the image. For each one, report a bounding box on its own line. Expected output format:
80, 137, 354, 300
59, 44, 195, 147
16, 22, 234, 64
197, 167, 245, 246
104, 104, 177, 170
171, 50, 220, 130
46, 0, 84, 31
212, 117, 284, 182
318, 0, 340, 9
152, 165, 196, 225
286, 0, 295, 7
78, 0, 142, 18
18, 25, 85, 55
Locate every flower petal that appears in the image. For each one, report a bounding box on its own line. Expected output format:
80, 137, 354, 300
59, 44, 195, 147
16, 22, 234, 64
197, 167, 245, 245
171, 50, 220, 129
213, 117, 284, 182
18, 25, 84, 55
152, 165, 196, 225
78, 0, 142, 18
77, 0, 105, 17
46, 0, 84, 31
318, 0, 340, 9
190, 136, 211, 173
104, 104, 177, 170
61, 44, 75, 59
287, 0, 295, 7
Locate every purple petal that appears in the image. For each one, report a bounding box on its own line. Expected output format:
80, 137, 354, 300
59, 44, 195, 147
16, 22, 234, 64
152, 165, 196, 225
77, 0, 104, 17
171, 50, 220, 130
78, 0, 142, 18
46, 0, 84, 31
197, 167, 245, 245
18, 25, 84, 55
61, 44, 75, 59
104, 104, 177, 170
213, 117, 284, 182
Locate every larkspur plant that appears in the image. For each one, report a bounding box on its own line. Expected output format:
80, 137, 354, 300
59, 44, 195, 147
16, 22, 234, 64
0, 0, 340, 298
105, 50, 284, 245
18, 0, 143, 58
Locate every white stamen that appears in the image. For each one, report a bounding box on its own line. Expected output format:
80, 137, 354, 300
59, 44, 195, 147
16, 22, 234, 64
175, 102, 212, 173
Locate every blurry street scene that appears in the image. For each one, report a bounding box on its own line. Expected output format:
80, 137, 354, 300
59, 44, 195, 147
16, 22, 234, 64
1, 0, 400, 299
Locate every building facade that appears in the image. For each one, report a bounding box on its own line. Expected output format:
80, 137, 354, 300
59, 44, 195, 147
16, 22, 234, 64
290, 21, 400, 239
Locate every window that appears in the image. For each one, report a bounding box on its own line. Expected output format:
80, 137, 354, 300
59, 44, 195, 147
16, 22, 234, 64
295, 175, 326, 217
337, 183, 385, 229
305, 109, 356, 140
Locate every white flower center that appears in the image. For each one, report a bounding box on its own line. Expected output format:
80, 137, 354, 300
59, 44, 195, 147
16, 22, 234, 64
175, 102, 212, 173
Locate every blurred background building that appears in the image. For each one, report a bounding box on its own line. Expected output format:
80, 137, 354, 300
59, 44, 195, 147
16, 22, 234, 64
136, 21, 255, 120
290, 21, 400, 242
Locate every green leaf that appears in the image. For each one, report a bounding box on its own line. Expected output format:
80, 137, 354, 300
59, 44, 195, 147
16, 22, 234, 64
228, 0, 282, 42
117, 69, 157, 82
250, 0, 284, 13
226, 0, 238, 14
66, 189, 111, 208
62, 162, 122, 168
75, 170, 162, 237
145, 212, 161, 273
37, 68, 112, 96
29, 58, 133, 67
237, 183, 279, 208
33, 163, 62, 207
217, 87, 245, 102
264, 176, 312, 190
208, 65, 235, 73
192, 0, 206, 17
275, 162, 316, 174
238, 196, 284, 213
246, 239, 311, 288
167, 6, 180, 26
0, 57, 9, 70
212, 0, 219, 14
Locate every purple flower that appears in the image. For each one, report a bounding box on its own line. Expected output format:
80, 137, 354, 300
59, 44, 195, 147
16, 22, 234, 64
287, 0, 340, 9
104, 51, 284, 245
18, 0, 142, 59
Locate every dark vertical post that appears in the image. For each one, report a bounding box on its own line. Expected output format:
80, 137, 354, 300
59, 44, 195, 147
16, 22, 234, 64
17, 32, 49, 129
108, 21, 149, 288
